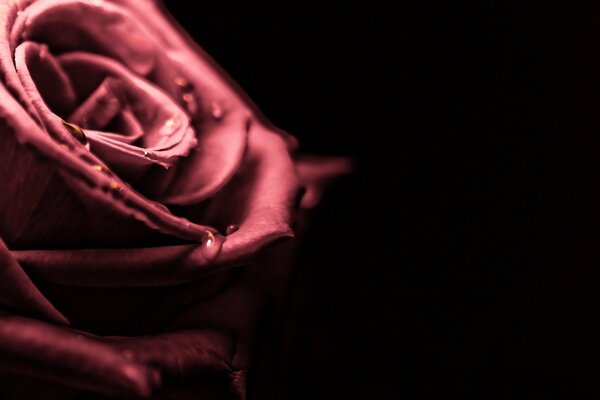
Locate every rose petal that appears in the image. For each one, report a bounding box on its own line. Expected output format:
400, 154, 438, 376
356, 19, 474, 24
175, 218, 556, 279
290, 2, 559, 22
16, 0, 158, 76
14, 273, 235, 334
147, 112, 249, 205
0, 238, 67, 325
14, 244, 227, 287
105, 329, 233, 377
0, 313, 162, 397
122, 0, 299, 149
212, 123, 300, 264
294, 155, 355, 209
15, 44, 198, 172
11, 42, 77, 118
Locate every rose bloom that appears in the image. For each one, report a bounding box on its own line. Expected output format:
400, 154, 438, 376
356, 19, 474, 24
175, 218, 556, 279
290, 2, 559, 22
0, 0, 351, 399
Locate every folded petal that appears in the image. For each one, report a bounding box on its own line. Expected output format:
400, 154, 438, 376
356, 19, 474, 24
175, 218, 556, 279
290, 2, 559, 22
105, 329, 234, 378
0, 314, 162, 398
149, 111, 249, 205
0, 238, 66, 325
14, 244, 227, 287
206, 123, 301, 264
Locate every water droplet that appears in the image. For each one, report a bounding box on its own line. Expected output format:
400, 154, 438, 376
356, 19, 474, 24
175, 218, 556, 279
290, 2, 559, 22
202, 230, 215, 248
182, 93, 198, 115
175, 77, 194, 92
143, 150, 153, 158
198, 230, 224, 260
109, 181, 123, 194
61, 120, 88, 147
153, 202, 170, 212
210, 101, 224, 119
92, 164, 108, 173
226, 224, 239, 235
38, 45, 48, 59
165, 118, 176, 129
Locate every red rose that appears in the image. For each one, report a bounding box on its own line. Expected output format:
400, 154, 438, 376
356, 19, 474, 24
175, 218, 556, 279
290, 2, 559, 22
0, 0, 351, 398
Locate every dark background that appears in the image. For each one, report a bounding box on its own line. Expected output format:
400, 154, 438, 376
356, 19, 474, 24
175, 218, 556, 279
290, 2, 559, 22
168, 2, 600, 398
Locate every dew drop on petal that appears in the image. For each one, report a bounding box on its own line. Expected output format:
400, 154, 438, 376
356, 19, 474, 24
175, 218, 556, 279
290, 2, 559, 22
109, 181, 123, 195
38, 45, 48, 60
61, 120, 88, 147
92, 164, 108, 173
153, 202, 170, 213
175, 76, 194, 92
225, 224, 239, 235
200, 230, 224, 261
210, 101, 224, 119
202, 231, 215, 248
182, 93, 198, 115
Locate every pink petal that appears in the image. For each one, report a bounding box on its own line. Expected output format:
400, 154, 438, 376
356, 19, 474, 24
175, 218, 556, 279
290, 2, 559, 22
206, 123, 301, 264
294, 155, 355, 209
17, 0, 158, 76
149, 112, 249, 205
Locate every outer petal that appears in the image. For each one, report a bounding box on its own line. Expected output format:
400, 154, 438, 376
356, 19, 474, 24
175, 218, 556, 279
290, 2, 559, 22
213, 124, 300, 264
0, 238, 66, 325
13, 244, 227, 287
0, 314, 162, 398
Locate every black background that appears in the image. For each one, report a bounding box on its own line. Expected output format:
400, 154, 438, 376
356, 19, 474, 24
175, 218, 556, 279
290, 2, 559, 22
167, 2, 600, 398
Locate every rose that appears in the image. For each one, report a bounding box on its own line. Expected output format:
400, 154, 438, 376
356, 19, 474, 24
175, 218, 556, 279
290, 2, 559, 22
0, 0, 352, 398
